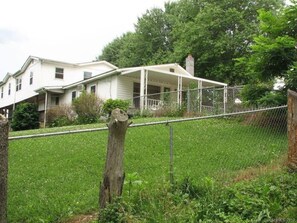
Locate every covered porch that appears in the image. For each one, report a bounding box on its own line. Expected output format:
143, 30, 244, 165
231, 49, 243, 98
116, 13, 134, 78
35, 86, 64, 127
120, 65, 227, 113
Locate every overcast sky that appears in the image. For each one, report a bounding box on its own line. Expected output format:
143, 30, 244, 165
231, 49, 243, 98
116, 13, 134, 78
0, 0, 169, 80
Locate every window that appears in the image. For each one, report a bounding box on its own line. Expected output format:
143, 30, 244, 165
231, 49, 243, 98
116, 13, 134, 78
52, 96, 59, 105
169, 68, 175, 73
55, 67, 64, 79
84, 71, 92, 80
72, 91, 76, 101
16, 78, 22, 91
90, 85, 96, 94
30, 72, 33, 85
1, 87, 3, 98
8, 83, 11, 95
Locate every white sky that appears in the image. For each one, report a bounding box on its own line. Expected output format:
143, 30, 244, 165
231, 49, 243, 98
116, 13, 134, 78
0, 0, 168, 80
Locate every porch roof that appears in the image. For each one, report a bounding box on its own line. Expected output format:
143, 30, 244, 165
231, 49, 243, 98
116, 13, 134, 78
119, 64, 227, 88
35, 86, 64, 94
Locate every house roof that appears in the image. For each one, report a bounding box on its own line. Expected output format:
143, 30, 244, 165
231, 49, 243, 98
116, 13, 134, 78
10, 56, 118, 78
1, 56, 227, 90
0, 73, 13, 87
119, 63, 227, 87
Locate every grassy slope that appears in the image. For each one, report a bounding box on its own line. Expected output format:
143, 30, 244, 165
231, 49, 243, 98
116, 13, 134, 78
8, 118, 287, 222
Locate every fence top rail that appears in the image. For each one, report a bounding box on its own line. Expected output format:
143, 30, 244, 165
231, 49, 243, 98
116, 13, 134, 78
8, 105, 287, 141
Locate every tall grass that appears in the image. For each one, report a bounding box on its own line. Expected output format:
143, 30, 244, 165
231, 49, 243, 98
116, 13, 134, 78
8, 117, 287, 222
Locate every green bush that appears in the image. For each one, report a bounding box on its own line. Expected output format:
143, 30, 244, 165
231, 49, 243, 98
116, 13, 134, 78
11, 102, 39, 131
47, 104, 75, 127
102, 99, 130, 115
72, 91, 104, 124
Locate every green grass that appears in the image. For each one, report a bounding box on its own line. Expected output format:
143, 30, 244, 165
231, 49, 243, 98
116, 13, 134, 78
7, 117, 288, 222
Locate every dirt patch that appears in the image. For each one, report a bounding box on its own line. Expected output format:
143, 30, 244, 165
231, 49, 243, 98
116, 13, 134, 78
233, 156, 287, 183
64, 213, 98, 223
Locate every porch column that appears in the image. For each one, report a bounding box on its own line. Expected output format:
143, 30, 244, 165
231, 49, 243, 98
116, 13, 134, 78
223, 85, 227, 114
177, 76, 182, 107
140, 69, 148, 112
198, 80, 203, 112
44, 91, 48, 128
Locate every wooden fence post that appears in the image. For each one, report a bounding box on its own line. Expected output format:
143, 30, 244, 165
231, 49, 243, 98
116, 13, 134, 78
0, 114, 8, 223
287, 90, 297, 171
99, 108, 131, 212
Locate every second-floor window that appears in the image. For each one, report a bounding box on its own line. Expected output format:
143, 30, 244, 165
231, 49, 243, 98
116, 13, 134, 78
1, 87, 3, 98
8, 83, 11, 95
30, 72, 33, 85
84, 71, 92, 80
16, 78, 22, 91
55, 68, 64, 79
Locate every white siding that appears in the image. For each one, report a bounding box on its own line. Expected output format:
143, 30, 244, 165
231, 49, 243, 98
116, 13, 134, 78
0, 58, 115, 109
116, 76, 133, 100
97, 76, 117, 100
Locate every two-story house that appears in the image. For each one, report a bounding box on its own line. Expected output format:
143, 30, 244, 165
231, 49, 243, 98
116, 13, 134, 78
0, 55, 227, 126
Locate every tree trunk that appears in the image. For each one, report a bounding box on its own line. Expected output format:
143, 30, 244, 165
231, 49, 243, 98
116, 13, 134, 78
288, 90, 297, 171
99, 108, 130, 210
0, 115, 8, 223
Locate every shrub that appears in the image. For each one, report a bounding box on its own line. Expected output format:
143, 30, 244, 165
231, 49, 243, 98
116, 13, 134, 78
102, 99, 130, 115
72, 91, 104, 124
46, 104, 75, 127
11, 102, 39, 131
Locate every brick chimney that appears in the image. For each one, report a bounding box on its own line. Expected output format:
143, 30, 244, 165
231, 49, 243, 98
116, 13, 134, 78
186, 54, 194, 76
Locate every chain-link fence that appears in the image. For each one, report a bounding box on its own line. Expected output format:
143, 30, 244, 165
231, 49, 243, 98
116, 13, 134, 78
130, 86, 248, 116
124, 106, 288, 186
7, 105, 289, 222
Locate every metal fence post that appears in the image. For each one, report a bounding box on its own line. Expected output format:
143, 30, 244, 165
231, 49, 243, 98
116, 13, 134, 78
288, 90, 297, 171
169, 125, 174, 185
0, 115, 8, 223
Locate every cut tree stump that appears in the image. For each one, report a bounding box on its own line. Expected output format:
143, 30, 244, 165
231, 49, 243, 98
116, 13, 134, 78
0, 114, 8, 223
99, 108, 131, 211
288, 90, 297, 171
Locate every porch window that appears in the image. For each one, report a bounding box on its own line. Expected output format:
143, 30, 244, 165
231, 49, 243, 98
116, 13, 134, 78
90, 85, 96, 94
51, 96, 59, 106
55, 67, 64, 79
133, 82, 161, 108
71, 91, 76, 101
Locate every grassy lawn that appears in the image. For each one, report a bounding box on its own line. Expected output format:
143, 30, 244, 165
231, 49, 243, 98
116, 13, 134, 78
7, 117, 288, 222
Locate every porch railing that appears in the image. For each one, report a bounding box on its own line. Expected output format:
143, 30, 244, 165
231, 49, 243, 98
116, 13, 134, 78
147, 98, 163, 110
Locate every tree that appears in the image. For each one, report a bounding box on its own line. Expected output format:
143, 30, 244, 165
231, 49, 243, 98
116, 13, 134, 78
240, 2, 297, 106
97, 0, 284, 85
98, 32, 139, 67
11, 103, 39, 131
171, 0, 284, 84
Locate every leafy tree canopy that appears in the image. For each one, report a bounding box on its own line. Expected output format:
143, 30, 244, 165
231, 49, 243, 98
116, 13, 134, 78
98, 0, 284, 85
240, 2, 297, 106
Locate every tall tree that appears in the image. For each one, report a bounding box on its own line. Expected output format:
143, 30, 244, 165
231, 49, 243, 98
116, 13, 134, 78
240, 2, 297, 106
171, 0, 284, 84
98, 0, 284, 85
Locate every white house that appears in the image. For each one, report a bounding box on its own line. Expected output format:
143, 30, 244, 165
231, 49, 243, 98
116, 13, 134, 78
0, 55, 227, 125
